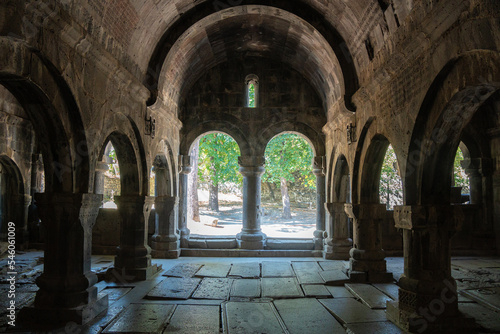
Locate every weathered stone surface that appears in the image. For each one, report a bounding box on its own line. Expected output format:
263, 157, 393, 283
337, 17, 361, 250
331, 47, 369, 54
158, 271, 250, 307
294, 269, 325, 284
163, 263, 203, 278
325, 286, 355, 298
262, 261, 294, 277
102, 304, 175, 333
274, 298, 345, 333
230, 279, 261, 298
319, 299, 386, 324
301, 284, 331, 297
165, 305, 220, 334
193, 278, 232, 300
346, 321, 404, 334
98, 287, 132, 304
229, 262, 261, 278
223, 302, 285, 334
291, 261, 322, 272
372, 283, 399, 300
459, 303, 500, 332
195, 263, 232, 278
319, 270, 349, 285
345, 283, 393, 309
146, 277, 201, 300
261, 278, 303, 298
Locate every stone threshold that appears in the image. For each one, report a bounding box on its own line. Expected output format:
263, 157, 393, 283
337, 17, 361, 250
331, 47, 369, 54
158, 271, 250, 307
180, 248, 323, 257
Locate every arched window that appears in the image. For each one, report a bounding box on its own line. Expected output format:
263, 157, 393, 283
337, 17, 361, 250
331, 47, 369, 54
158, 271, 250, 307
245, 74, 259, 108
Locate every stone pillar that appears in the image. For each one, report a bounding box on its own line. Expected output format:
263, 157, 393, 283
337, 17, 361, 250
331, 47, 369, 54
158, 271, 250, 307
178, 155, 192, 248
344, 203, 392, 282
324, 202, 352, 260
94, 161, 109, 195
114, 195, 160, 280
387, 205, 475, 333
19, 193, 108, 325
151, 196, 180, 258
237, 156, 266, 249
313, 156, 326, 249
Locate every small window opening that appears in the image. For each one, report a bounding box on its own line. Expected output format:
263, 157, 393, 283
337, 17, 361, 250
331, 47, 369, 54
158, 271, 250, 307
245, 74, 259, 108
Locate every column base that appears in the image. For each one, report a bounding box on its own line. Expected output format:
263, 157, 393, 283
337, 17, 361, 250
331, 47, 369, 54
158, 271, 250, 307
19, 294, 108, 326
344, 265, 393, 283
237, 231, 266, 250
151, 240, 180, 259
387, 301, 476, 333
237, 239, 265, 249
109, 264, 162, 282
313, 229, 325, 250
323, 244, 350, 260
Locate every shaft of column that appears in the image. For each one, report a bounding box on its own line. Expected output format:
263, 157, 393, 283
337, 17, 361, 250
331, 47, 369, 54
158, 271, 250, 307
313, 156, 326, 250
152, 195, 180, 258
237, 156, 266, 249
387, 205, 475, 333
19, 193, 108, 325
324, 202, 352, 259
344, 203, 392, 283
178, 155, 192, 248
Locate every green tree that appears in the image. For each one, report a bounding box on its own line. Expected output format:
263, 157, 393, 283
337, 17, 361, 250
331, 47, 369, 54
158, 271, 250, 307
453, 147, 470, 194
263, 133, 315, 218
198, 133, 242, 211
379, 145, 403, 210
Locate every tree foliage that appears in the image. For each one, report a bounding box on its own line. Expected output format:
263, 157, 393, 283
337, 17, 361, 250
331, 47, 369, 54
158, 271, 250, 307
379, 145, 403, 210
248, 83, 256, 107
197, 133, 242, 186
453, 147, 470, 194
263, 133, 315, 188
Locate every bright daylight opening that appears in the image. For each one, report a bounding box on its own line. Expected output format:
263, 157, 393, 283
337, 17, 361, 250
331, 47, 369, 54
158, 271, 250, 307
453, 144, 470, 203
102, 142, 120, 209
261, 133, 316, 238
379, 144, 403, 210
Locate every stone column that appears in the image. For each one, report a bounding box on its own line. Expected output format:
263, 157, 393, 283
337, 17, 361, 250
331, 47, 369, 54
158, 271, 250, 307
313, 156, 326, 250
387, 205, 475, 333
344, 203, 392, 282
237, 156, 266, 249
19, 193, 108, 325
151, 196, 180, 258
324, 202, 352, 259
94, 161, 109, 195
114, 195, 160, 280
178, 155, 192, 248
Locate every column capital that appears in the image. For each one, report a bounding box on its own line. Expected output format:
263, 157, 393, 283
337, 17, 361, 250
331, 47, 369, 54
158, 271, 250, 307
312, 156, 326, 176
179, 155, 192, 174
96, 161, 109, 172
461, 157, 494, 176
344, 203, 386, 220
155, 195, 179, 205
238, 155, 265, 167
393, 204, 463, 230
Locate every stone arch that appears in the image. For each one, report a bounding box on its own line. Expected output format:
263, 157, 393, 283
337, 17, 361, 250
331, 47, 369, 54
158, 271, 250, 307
0, 155, 26, 240
145, 1, 358, 110
0, 38, 89, 193
181, 121, 250, 157
98, 132, 141, 196
326, 146, 336, 203
332, 154, 350, 203
258, 123, 325, 158
405, 50, 500, 205
152, 139, 177, 197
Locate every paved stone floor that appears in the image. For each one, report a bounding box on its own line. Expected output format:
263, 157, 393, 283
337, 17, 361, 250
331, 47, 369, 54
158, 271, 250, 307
1, 253, 500, 333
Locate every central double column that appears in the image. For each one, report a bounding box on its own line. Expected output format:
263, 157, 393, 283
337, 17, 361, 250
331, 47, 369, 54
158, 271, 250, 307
344, 203, 392, 282
237, 156, 266, 249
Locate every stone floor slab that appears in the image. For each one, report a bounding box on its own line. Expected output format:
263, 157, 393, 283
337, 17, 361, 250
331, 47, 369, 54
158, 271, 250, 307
230, 279, 261, 298
193, 277, 232, 300
223, 301, 285, 334
294, 269, 325, 284
98, 287, 132, 304
229, 262, 260, 278
461, 287, 500, 312
291, 261, 322, 272
325, 286, 354, 298
165, 305, 220, 334
346, 321, 404, 334
261, 277, 304, 298
163, 263, 203, 278
146, 277, 201, 300
372, 283, 399, 300
345, 283, 393, 309
301, 284, 331, 297
459, 302, 500, 332
102, 303, 175, 333
195, 263, 232, 277
274, 298, 345, 334
319, 261, 347, 271
319, 269, 349, 285
262, 261, 294, 277
319, 298, 386, 324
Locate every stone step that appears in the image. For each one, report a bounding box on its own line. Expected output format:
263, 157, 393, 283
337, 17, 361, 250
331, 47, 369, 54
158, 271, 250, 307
266, 239, 315, 250
345, 283, 393, 309
181, 248, 320, 257
274, 298, 345, 334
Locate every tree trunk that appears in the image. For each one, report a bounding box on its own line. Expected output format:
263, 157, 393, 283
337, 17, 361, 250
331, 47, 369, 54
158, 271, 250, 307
266, 182, 276, 201
208, 181, 219, 212
188, 140, 200, 222
281, 177, 291, 219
